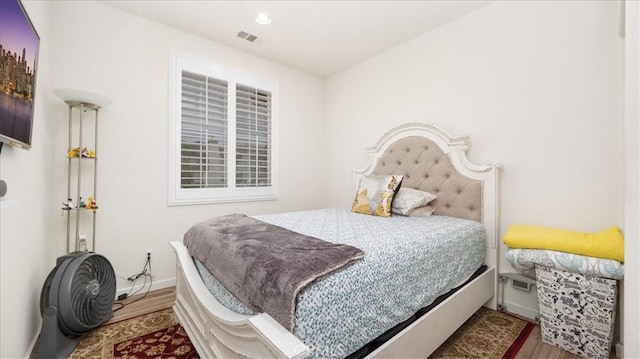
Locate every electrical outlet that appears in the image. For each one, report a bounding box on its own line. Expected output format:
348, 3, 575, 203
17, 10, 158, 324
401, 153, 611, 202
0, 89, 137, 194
145, 250, 152, 276
79, 235, 87, 251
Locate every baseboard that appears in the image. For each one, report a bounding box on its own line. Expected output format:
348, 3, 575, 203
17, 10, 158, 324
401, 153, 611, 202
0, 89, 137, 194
502, 300, 539, 322
25, 333, 38, 359
116, 278, 176, 301
616, 341, 624, 359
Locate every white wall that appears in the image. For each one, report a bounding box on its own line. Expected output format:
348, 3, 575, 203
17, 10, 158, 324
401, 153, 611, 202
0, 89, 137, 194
324, 0, 630, 353
3, 0, 635, 358
44, 1, 325, 292
624, 1, 640, 357
0, 1, 325, 357
324, 1, 624, 272
0, 2, 53, 358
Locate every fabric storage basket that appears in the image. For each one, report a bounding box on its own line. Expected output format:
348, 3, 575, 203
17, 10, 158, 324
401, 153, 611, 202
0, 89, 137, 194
535, 265, 617, 359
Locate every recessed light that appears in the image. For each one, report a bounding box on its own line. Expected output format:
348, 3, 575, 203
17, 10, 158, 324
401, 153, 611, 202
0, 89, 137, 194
255, 13, 272, 25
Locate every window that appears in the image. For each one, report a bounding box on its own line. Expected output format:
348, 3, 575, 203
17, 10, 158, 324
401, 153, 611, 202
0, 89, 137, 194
235, 84, 272, 188
169, 54, 278, 205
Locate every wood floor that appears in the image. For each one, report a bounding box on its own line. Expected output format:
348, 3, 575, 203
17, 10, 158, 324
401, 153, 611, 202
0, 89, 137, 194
108, 287, 604, 358
107, 286, 177, 325
516, 325, 583, 359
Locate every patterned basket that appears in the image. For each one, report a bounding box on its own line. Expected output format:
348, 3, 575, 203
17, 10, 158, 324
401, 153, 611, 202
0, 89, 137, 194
535, 265, 617, 359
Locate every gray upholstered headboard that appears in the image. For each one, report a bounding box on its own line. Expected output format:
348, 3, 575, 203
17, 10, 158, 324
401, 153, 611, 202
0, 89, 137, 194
371, 136, 482, 222
353, 123, 501, 249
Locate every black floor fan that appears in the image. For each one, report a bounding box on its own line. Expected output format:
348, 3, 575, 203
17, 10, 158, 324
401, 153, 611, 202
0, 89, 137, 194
35, 251, 116, 359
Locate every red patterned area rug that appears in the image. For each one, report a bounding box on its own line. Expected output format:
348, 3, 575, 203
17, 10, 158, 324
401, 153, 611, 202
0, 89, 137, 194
70, 308, 198, 359
430, 306, 535, 359
70, 306, 532, 359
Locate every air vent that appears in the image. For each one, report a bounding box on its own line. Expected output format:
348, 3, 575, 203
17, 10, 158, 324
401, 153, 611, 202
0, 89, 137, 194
237, 31, 261, 44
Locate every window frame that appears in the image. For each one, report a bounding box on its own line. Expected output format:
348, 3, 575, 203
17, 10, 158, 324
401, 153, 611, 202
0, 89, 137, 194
168, 53, 279, 206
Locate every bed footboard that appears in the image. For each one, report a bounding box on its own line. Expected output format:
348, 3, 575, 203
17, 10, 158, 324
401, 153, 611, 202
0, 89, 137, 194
170, 241, 309, 359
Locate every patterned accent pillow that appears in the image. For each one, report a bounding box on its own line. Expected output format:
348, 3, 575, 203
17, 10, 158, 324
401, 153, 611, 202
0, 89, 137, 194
391, 188, 437, 216
352, 175, 403, 217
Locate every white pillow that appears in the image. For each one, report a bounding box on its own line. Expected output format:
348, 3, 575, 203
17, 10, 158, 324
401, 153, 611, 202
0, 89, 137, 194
408, 205, 435, 217
392, 188, 437, 216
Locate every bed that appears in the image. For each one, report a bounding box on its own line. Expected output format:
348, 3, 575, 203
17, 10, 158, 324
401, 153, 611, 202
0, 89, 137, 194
169, 122, 502, 358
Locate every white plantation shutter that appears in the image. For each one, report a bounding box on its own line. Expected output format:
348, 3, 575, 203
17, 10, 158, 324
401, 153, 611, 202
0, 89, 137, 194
180, 71, 228, 188
235, 84, 271, 187
169, 54, 278, 205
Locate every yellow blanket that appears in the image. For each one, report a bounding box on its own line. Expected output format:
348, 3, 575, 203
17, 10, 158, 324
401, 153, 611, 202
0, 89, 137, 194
503, 225, 624, 262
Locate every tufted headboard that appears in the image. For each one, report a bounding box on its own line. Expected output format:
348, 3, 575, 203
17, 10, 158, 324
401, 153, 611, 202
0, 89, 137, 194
353, 123, 501, 249
371, 136, 482, 222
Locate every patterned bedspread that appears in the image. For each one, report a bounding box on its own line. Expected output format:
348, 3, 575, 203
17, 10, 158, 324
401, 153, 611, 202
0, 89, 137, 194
193, 207, 486, 358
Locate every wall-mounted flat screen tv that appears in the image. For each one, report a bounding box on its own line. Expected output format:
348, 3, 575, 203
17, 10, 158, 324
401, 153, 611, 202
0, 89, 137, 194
0, 0, 39, 150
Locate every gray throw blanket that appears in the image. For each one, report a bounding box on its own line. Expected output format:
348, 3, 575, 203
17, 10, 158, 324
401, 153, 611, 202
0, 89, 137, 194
184, 213, 364, 331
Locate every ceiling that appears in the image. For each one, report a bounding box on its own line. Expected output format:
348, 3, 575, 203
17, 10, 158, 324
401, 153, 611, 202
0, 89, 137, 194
100, 1, 491, 78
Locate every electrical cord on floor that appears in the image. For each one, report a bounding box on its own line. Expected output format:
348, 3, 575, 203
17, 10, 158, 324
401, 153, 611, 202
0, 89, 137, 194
113, 255, 153, 312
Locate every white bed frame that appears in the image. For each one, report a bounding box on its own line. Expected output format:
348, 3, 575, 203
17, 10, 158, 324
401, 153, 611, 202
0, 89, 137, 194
170, 123, 501, 359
